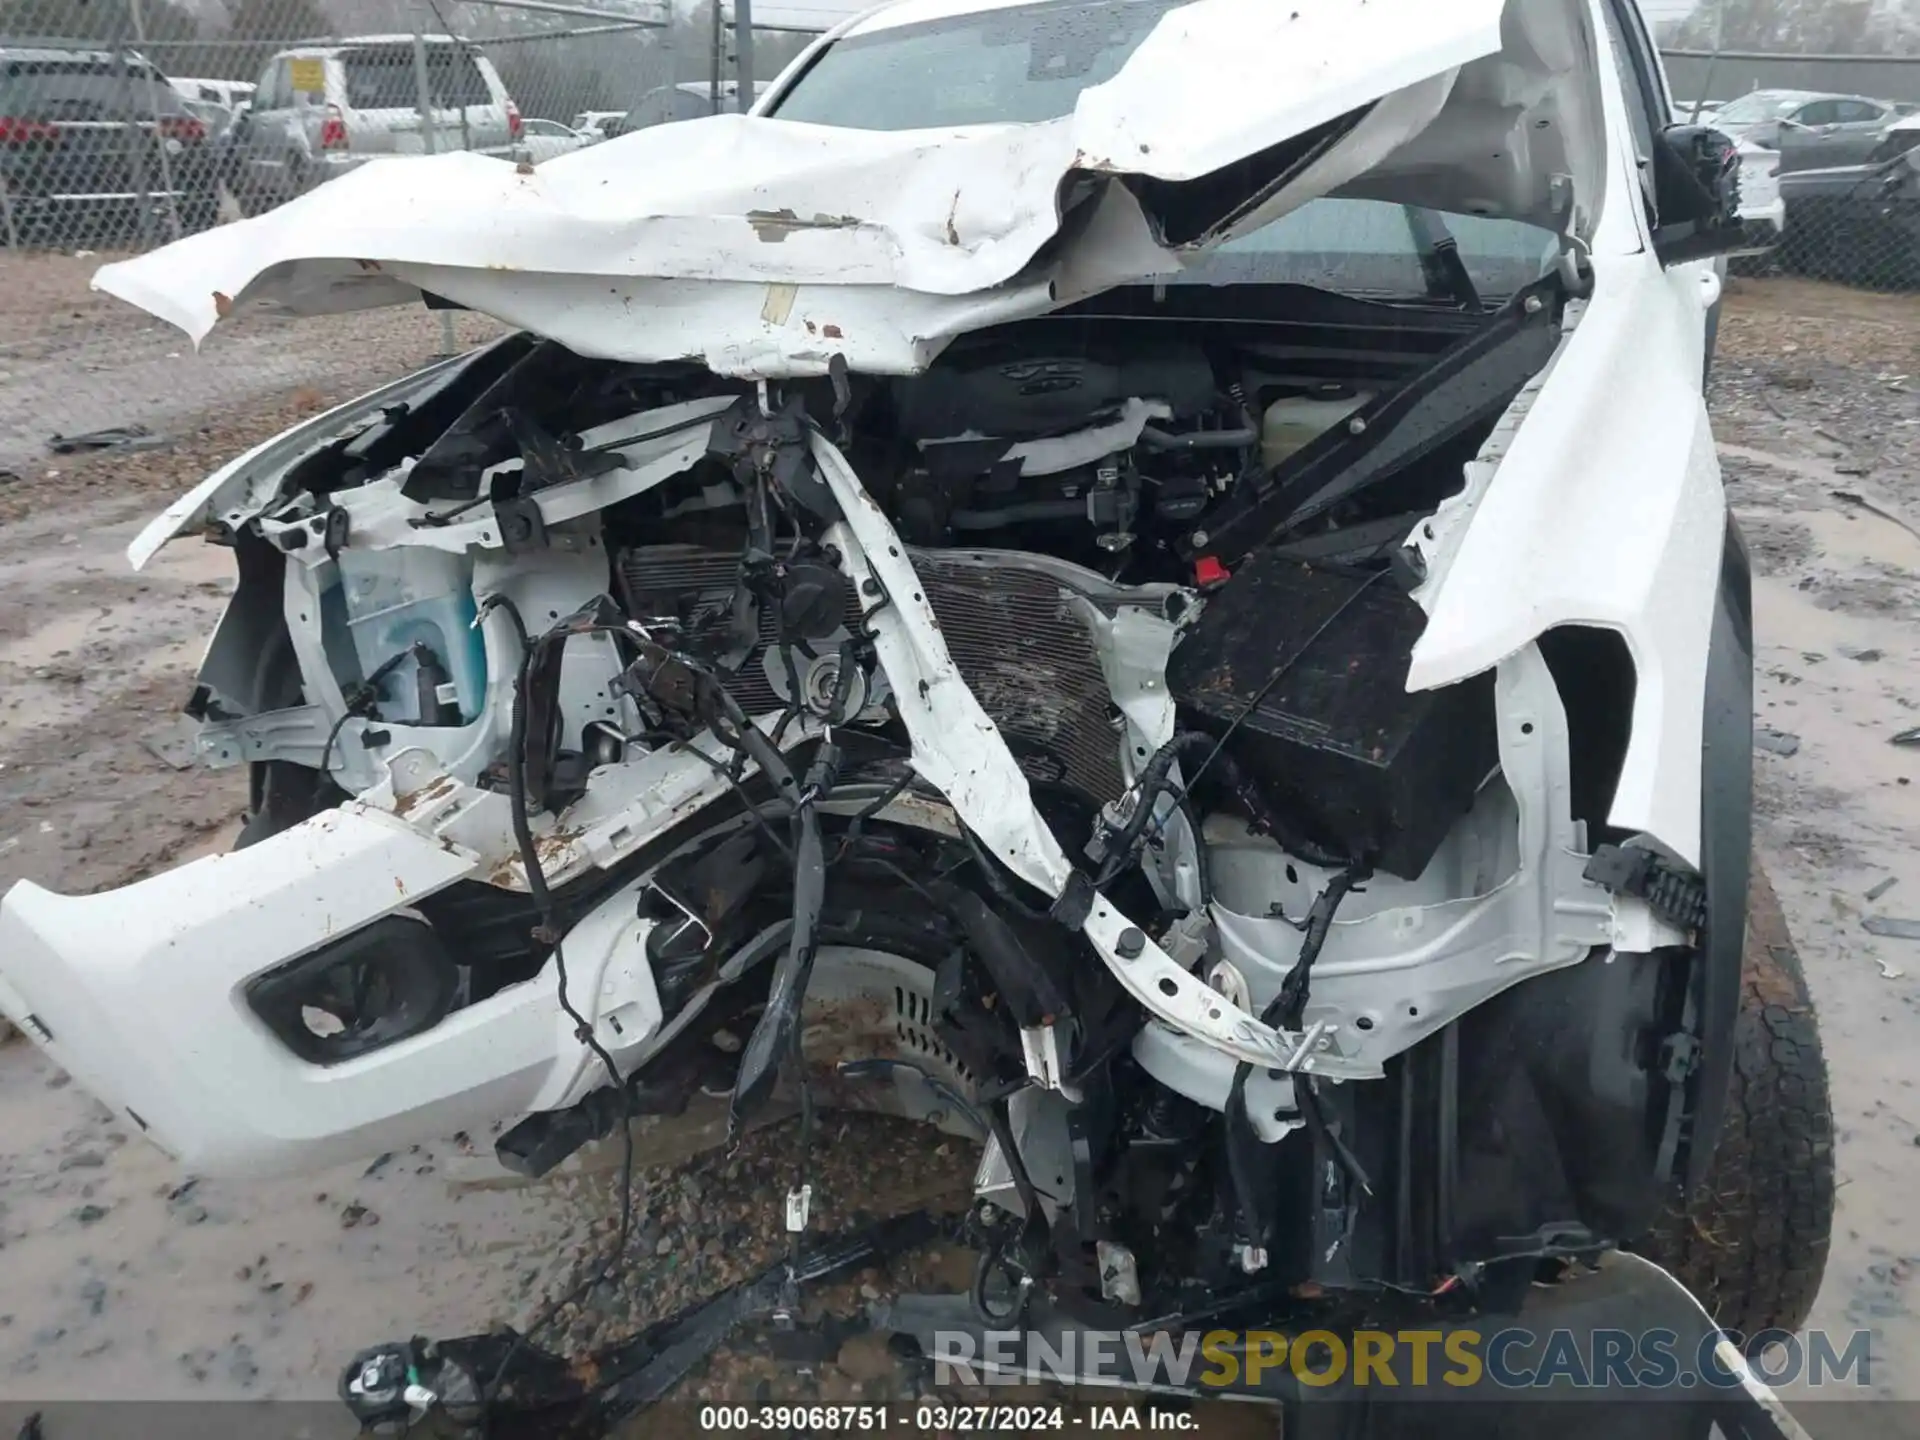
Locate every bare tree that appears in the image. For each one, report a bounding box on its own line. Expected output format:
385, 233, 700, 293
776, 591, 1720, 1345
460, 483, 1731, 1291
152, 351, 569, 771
1669, 0, 1914, 54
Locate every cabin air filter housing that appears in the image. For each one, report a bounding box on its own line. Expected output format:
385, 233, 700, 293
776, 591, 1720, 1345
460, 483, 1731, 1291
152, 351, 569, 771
1165, 550, 1498, 880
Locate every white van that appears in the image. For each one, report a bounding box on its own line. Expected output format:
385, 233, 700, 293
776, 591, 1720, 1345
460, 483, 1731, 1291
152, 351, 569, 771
232, 36, 520, 209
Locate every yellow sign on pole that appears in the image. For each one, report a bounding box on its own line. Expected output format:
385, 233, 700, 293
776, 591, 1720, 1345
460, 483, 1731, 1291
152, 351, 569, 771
288, 58, 325, 96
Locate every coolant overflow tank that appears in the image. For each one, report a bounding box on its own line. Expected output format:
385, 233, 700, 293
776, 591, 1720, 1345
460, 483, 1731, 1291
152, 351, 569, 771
1260, 383, 1374, 470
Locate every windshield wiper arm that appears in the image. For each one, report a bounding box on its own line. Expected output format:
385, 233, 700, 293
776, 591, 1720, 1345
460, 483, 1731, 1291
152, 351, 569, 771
1403, 205, 1483, 311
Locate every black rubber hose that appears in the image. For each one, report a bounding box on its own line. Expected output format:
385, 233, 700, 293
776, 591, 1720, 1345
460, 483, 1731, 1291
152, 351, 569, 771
1138, 423, 1258, 452
1098, 732, 1215, 881
483, 597, 636, 1417
1275, 864, 1369, 1031
970, 1240, 1034, 1327
957, 824, 1054, 920
948, 500, 1087, 530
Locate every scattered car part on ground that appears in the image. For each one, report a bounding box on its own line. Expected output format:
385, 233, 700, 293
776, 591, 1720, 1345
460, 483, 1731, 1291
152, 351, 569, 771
340, 1209, 942, 1437
45, 422, 165, 454
0, 0, 1834, 1432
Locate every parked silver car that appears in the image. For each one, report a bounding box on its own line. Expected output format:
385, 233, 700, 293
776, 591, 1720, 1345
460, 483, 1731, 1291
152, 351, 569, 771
1711, 87, 1902, 169
568, 108, 625, 141
229, 35, 521, 212
606, 80, 772, 136
518, 116, 592, 164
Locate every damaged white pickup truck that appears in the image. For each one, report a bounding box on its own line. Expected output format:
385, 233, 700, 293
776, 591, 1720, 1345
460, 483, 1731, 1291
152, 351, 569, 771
1, 0, 1831, 1376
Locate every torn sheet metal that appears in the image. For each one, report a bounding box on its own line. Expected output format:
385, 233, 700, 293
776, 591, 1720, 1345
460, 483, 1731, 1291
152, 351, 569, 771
91, 0, 1538, 378
811, 431, 1360, 1079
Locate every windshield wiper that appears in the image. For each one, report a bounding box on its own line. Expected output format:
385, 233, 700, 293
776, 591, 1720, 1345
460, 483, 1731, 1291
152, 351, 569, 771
1403, 205, 1483, 311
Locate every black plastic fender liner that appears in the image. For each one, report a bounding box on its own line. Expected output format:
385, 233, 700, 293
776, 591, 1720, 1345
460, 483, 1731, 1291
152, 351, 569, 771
1687, 515, 1755, 1194
943, 888, 1074, 1030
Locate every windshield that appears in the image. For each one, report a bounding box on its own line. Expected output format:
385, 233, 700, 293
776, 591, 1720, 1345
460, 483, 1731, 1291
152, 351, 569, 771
1177, 199, 1558, 300
1713, 92, 1806, 125
767, 2, 1558, 302
342, 46, 491, 110
768, 0, 1190, 130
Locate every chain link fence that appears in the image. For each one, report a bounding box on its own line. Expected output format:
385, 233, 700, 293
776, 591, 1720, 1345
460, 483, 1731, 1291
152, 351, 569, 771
1738, 115, 1920, 291
0, 0, 827, 465
1672, 56, 1920, 295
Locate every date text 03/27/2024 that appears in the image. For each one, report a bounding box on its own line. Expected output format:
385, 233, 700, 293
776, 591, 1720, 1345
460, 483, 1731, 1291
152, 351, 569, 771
697, 1406, 1191, 1431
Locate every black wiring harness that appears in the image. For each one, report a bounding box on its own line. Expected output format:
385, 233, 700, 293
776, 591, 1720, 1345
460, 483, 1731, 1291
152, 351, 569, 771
477, 594, 641, 1422
1223, 862, 1374, 1267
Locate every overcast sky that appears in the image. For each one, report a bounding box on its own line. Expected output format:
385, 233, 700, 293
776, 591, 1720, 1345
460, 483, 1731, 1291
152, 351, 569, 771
745, 0, 1709, 33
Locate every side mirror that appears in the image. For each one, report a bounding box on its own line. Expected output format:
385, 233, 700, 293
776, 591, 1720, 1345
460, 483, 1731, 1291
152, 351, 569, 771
1650, 123, 1746, 267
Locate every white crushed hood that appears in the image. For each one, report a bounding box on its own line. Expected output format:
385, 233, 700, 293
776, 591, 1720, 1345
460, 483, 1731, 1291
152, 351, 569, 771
95, 0, 1602, 378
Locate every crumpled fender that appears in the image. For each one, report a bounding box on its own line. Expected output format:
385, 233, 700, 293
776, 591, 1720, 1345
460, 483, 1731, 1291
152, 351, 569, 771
1407, 258, 1726, 869
125, 350, 479, 570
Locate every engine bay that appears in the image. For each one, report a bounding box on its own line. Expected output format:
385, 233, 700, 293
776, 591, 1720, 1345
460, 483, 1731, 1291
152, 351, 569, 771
137, 272, 1710, 1317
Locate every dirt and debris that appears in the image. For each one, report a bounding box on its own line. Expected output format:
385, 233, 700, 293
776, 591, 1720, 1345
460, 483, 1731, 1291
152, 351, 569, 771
0, 249, 505, 476
1709, 276, 1920, 1403
0, 276, 1917, 1408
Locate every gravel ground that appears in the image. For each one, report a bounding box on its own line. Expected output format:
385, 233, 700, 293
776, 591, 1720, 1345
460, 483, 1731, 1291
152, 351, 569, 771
0, 249, 505, 472
0, 275, 1918, 1425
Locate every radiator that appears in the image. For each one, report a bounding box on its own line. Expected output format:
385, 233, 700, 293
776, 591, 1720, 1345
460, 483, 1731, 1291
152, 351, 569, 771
614, 543, 1143, 805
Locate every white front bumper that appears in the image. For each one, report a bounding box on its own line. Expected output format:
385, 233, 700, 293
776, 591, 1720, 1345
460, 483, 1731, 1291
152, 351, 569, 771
0, 806, 633, 1176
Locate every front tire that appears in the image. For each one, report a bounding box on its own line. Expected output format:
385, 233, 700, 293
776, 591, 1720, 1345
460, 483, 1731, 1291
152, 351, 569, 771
1635, 861, 1835, 1342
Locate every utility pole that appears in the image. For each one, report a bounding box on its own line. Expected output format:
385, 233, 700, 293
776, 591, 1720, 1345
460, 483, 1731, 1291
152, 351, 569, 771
1691, 0, 1727, 123
734, 0, 754, 111
710, 0, 723, 111
412, 34, 459, 357
126, 0, 182, 241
